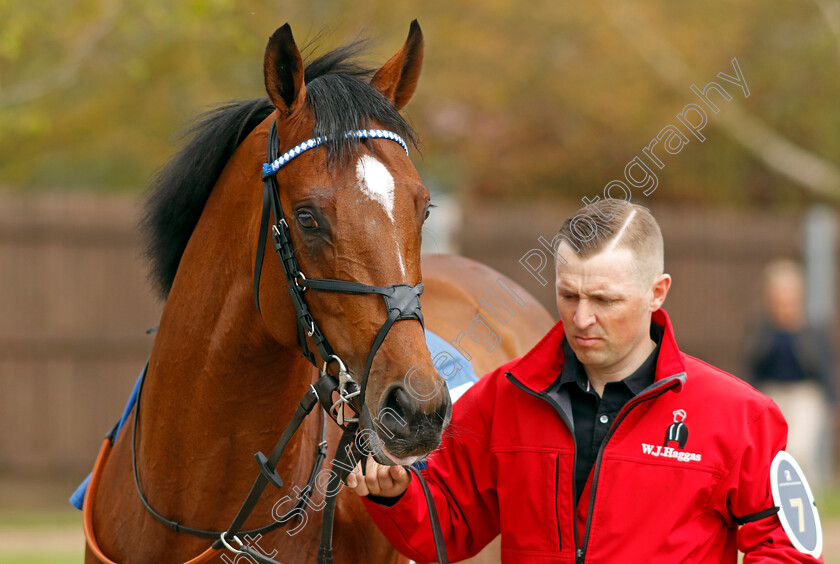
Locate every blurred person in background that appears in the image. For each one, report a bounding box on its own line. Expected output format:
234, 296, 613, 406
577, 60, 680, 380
746, 259, 835, 489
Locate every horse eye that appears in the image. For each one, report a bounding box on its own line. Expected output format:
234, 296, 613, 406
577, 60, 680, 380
296, 211, 318, 230
424, 202, 435, 221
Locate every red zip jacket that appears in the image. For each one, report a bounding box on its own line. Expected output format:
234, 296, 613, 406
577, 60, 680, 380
362, 309, 823, 563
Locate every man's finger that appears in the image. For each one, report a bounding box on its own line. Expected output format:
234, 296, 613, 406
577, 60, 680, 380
376, 462, 396, 490
346, 461, 369, 496
364, 457, 383, 495
391, 464, 411, 487
364, 455, 380, 475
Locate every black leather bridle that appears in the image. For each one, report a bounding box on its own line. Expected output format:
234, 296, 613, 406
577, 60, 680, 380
130, 118, 449, 564
253, 120, 427, 428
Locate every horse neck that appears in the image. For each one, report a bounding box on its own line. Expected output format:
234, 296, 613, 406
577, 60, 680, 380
137, 120, 320, 522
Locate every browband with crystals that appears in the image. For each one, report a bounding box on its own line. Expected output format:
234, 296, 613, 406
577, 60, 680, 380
261, 129, 409, 178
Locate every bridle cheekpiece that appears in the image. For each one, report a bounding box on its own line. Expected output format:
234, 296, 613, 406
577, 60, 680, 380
254, 119, 423, 430
105, 119, 447, 564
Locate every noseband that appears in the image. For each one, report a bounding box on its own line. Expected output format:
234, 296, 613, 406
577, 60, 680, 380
100, 119, 448, 564
245, 119, 447, 563
254, 119, 425, 426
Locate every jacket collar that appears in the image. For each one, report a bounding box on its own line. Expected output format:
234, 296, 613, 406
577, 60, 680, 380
507, 308, 687, 394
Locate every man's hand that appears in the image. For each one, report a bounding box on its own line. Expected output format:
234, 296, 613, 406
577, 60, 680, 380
346, 456, 411, 498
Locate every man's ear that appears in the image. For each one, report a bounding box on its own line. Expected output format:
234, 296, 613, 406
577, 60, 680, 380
650, 274, 672, 311
264, 23, 306, 116
370, 20, 424, 110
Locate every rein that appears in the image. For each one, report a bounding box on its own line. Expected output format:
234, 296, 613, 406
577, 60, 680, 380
83, 118, 449, 564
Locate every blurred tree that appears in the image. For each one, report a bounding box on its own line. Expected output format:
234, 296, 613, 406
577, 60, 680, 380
0, 0, 837, 207
597, 0, 840, 201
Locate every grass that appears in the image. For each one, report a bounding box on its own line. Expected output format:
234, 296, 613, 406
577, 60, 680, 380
0, 556, 80, 564
3, 487, 840, 563
0, 509, 83, 564
0, 509, 81, 529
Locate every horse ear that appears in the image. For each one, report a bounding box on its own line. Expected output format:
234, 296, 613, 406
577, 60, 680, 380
371, 20, 424, 110
264, 24, 306, 115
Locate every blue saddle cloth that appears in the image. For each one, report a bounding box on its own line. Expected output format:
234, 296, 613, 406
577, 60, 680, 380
70, 329, 477, 510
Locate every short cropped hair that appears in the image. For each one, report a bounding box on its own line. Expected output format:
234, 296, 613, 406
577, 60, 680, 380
554, 199, 664, 283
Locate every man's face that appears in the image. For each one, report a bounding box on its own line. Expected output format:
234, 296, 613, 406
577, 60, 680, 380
554, 246, 665, 374
765, 271, 804, 330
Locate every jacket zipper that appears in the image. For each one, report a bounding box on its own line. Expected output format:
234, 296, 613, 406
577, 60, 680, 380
505, 372, 579, 558
554, 456, 562, 550
578, 374, 685, 563
507, 371, 685, 564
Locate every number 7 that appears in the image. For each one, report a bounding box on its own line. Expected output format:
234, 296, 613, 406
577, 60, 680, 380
789, 497, 805, 532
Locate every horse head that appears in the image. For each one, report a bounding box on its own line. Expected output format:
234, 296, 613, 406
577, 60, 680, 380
257, 22, 452, 466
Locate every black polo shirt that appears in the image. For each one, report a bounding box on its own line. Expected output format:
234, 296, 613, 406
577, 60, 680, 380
559, 323, 663, 505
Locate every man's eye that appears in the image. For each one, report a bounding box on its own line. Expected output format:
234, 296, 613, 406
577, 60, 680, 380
597, 298, 615, 304
296, 212, 318, 230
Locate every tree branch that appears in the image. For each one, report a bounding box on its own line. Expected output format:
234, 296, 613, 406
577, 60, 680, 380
812, 0, 840, 65
598, 0, 840, 201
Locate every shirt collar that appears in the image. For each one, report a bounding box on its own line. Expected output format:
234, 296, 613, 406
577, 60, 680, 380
507, 308, 686, 394
558, 322, 664, 395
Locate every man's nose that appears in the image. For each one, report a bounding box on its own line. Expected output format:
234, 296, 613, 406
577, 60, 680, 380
573, 301, 596, 329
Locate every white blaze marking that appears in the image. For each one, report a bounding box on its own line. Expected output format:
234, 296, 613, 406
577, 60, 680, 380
355, 155, 395, 221
354, 155, 406, 276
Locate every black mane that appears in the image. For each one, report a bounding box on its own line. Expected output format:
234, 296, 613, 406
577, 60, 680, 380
141, 41, 418, 299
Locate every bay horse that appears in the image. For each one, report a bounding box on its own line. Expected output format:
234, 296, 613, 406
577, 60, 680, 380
83, 21, 553, 563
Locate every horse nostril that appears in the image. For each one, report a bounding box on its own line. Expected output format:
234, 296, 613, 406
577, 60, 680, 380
377, 385, 415, 440
384, 385, 408, 421
377, 383, 450, 453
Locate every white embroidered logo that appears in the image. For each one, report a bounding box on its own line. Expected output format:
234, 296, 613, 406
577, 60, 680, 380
641, 409, 702, 462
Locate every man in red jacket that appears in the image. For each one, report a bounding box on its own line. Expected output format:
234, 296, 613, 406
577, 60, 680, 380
347, 200, 823, 563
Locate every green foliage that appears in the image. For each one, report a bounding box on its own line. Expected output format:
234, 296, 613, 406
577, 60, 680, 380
0, 0, 838, 205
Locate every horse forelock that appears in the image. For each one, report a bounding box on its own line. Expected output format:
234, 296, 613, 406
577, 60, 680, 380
141, 38, 419, 300
305, 73, 417, 167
